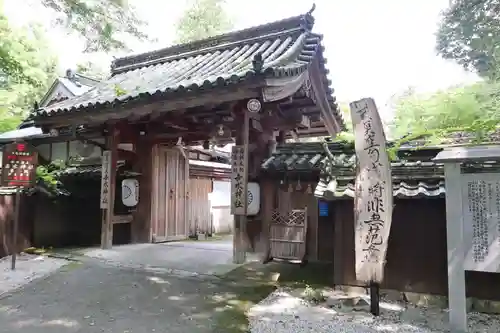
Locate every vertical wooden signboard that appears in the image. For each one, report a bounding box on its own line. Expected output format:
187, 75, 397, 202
230, 146, 247, 215
1, 142, 38, 270
350, 98, 393, 284
100, 150, 112, 209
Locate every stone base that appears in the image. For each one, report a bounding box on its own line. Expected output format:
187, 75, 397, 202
334, 285, 500, 314
196, 233, 207, 240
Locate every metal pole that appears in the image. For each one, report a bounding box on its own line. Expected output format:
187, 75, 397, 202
11, 187, 21, 270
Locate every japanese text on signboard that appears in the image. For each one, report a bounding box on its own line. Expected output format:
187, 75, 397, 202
1, 143, 38, 188
350, 98, 393, 283
461, 173, 500, 273
231, 145, 247, 215
100, 150, 112, 209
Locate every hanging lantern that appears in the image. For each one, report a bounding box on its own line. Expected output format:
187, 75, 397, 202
306, 183, 313, 194
296, 178, 302, 191
288, 183, 293, 192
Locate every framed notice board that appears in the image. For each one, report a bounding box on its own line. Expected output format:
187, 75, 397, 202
1, 142, 38, 188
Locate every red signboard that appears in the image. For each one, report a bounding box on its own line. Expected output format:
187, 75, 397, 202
1, 142, 38, 188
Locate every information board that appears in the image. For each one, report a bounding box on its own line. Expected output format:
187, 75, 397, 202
1, 142, 38, 188
462, 172, 500, 273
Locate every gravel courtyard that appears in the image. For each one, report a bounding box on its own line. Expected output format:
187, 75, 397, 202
4, 246, 500, 333
0, 259, 272, 333
248, 288, 500, 333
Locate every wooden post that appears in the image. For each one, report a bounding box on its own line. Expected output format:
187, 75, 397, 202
369, 281, 380, 316
233, 108, 250, 264
132, 133, 153, 243
101, 127, 119, 249
11, 188, 21, 270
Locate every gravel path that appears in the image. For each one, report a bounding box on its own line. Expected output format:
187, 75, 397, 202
0, 253, 68, 298
0, 259, 259, 333
248, 288, 500, 333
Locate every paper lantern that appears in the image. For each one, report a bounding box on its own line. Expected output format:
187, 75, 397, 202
122, 178, 139, 207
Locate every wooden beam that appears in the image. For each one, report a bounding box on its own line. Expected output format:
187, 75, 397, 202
35, 84, 262, 128
112, 215, 133, 224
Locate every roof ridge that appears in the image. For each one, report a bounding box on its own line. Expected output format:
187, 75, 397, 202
111, 10, 315, 73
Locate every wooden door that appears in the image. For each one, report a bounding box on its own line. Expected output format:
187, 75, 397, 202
151, 146, 189, 242
188, 178, 212, 236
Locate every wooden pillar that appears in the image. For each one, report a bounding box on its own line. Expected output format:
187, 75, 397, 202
132, 133, 153, 243
260, 180, 275, 263
101, 126, 119, 249
333, 201, 344, 285
233, 107, 250, 264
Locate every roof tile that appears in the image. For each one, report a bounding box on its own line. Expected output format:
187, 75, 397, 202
34, 12, 336, 119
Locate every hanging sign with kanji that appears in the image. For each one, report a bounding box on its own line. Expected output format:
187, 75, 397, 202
230, 145, 248, 215
100, 150, 112, 209
1, 142, 38, 188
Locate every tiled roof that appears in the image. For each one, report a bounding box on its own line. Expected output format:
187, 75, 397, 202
33, 10, 339, 123
261, 142, 354, 172
39, 72, 101, 108
261, 142, 445, 177
57, 162, 138, 179
58, 159, 230, 179
315, 179, 446, 199
261, 141, 447, 199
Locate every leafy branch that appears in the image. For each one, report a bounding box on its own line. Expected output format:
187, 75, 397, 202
36, 160, 66, 193
41, 0, 149, 52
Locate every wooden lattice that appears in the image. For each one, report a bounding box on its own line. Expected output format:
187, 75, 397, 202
271, 210, 306, 226
269, 208, 308, 262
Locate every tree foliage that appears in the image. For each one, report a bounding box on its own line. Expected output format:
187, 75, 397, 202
174, 0, 232, 44
0, 11, 58, 133
332, 103, 355, 142
390, 81, 500, 145
436, 0, 500, 79
41, 0, 148, 52
76, 60, 109, 80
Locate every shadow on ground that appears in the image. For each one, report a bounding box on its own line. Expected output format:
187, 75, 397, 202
221, 260, 334, 288
0, 258, 332, 333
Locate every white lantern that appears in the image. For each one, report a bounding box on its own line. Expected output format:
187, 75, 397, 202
122, 178, 139, 207
247, 182, 260, 216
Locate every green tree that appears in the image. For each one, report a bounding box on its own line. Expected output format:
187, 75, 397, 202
390, 81, 500, 142
0, 12, 57, 133
436, 0, 500, 79
2, 0, 145, 84
174, 0, 232, 44
41, 0, 148, 52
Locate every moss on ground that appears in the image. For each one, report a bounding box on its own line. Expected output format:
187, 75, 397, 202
209, 283, 276, 333
211, 261, 333, 332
